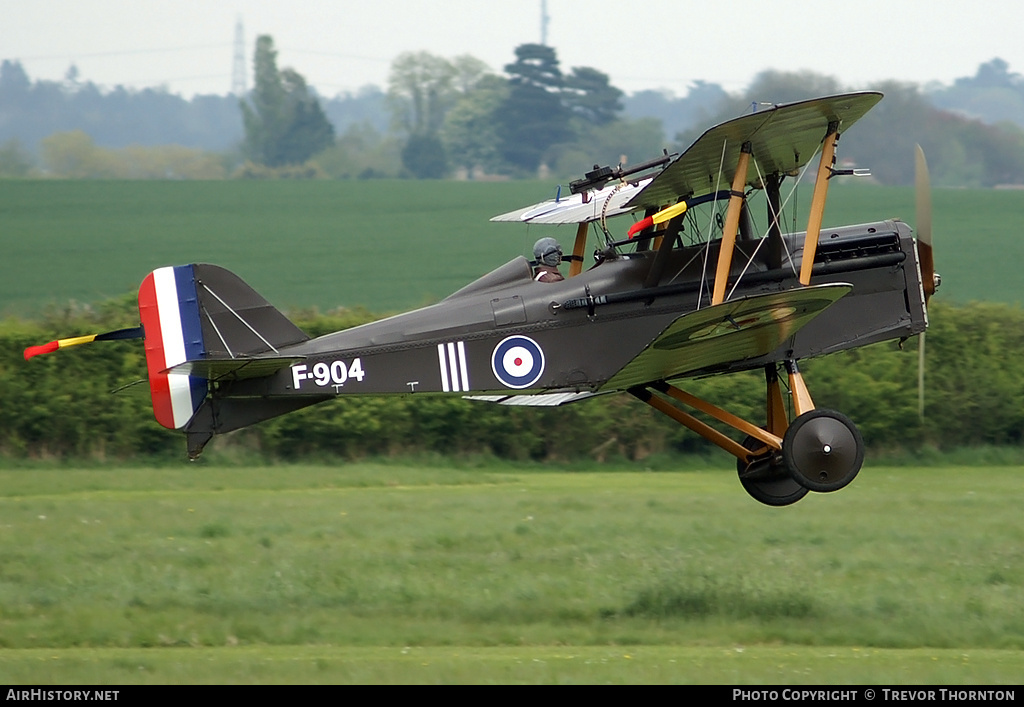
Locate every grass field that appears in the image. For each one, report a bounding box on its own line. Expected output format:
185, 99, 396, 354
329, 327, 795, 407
2, 180, 1022, 319
1, 461, 1021, 684
0, 180, 544, 317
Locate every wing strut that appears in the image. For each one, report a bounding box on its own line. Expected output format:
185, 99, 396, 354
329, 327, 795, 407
711, 142, 752, 305
568, 222, 588, 277
799, 121, 840, 285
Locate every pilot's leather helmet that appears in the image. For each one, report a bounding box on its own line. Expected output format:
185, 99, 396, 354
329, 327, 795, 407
533, 237, 562, 267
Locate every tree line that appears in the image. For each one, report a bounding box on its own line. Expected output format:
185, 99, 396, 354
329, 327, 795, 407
3, 44, 1024, 186
2, 298, 1021, 462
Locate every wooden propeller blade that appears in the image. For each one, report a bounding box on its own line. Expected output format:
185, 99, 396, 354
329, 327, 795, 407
918, 331, 927, 421
915, 145, 936, 422
915, 144, 936, 302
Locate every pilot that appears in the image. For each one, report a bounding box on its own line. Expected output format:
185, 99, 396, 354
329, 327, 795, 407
532, 237, 564, 283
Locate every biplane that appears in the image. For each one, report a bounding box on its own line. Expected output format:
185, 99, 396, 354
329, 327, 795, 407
25, 91, 939, 506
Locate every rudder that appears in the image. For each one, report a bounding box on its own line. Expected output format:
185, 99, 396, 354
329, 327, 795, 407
138, 265, 208, 430
138, 264, 309, 430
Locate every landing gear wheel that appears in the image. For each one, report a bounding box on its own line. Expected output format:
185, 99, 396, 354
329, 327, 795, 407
737, 434, 808, 507
783, 409, 864, 493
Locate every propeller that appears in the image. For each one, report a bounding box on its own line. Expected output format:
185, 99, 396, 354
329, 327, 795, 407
915, 145, 940, 303
915, 145, 939, 421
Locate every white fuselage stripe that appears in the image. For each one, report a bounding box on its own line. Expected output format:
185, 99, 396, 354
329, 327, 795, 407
437, 344, 451, 392
438, 341, 470, 393
447, 342, 460, 392
457, 341, 470, 392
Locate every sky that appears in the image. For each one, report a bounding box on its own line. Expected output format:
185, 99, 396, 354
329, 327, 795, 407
3, 0, 1024, 99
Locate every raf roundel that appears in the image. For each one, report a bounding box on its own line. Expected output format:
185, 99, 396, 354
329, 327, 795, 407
491, 335, 545, 389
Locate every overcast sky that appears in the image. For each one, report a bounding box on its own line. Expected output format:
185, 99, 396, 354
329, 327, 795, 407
3, 0, 1023, 98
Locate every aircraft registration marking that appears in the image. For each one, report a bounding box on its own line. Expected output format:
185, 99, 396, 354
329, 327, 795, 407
291, 358, 365, 391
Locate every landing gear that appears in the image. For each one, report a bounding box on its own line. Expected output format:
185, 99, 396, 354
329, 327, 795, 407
782, 409, 864, 493
631, 361, 866, 506
737, 434, 809, 507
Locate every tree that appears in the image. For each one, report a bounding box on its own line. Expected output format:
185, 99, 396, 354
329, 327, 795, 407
548, 116, 665, 181
563, 66, 623, 126
930, 58, 1024, 130
441, 74, 508, 177
504, 44, 563, 91
322, 85, 390, 135
387, 52, 462, 177
240, 35, 335, 167
679, 69, 845, 145
498, 44, 571, 172
450, 55, 492, 95
0, 60, 243, 154
316, 122, 403, 179
387, 53, 502, 179
387, 51, 457, 137
40, 130, 119, 178
0, 60, 30, 94
401, 133, 448, 178
625, 82, 728, 143
0, 138, 33, 177
964, 58, 1019, 89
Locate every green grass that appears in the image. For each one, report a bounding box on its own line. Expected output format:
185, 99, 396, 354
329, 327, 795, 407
0, 461, 1021, 683
1, 646, 1020, 684
0, 180, 549, 317
2, 180, 1022, 319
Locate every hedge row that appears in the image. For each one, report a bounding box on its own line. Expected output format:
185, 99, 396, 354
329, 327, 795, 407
2, 297, 1021, 461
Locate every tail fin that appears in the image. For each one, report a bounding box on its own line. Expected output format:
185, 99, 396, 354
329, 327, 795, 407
138, 264, 308, 430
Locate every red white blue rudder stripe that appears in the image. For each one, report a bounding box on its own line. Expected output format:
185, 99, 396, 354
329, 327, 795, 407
138, 265, 208, 430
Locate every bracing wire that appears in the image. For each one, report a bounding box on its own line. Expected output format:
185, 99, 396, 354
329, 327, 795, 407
723, 155, 817, 301
696, 139, 730, 310
199, 283, 280, 354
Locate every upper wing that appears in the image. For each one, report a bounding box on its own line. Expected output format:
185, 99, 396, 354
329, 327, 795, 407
603, 284, 852, 391
627, 92, 882, 209
490, 178, 651, 225
490, 93, 882, 227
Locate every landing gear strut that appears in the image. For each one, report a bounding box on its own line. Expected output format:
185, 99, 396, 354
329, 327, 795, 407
632, 360, 865, 506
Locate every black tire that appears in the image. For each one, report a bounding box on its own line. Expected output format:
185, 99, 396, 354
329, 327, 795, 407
783, 409, 864, 493
737, 433, 808, 507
